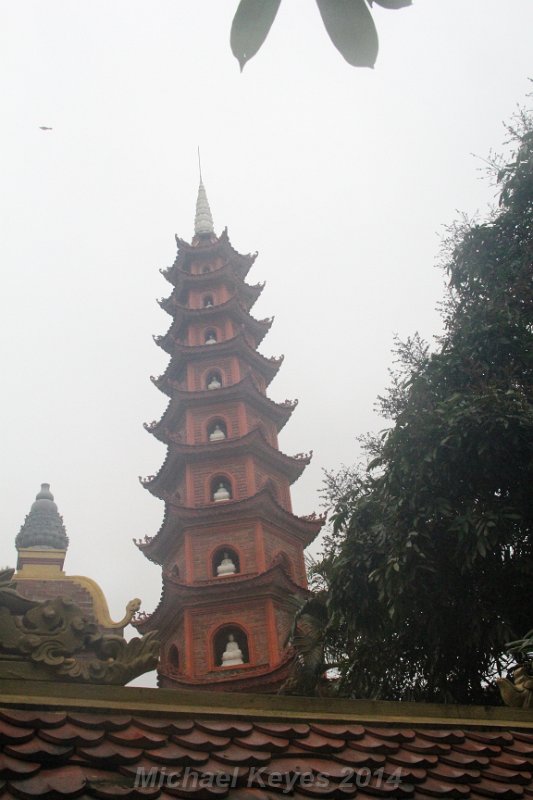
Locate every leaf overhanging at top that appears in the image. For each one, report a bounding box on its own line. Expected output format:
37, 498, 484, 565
369, 0, 412, 9
315, 0, 379, 68
230, 0, 282, 72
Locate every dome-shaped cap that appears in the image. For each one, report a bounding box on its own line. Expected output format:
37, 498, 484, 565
15, 483, 69, 550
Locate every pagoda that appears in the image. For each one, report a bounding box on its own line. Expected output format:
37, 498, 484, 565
134, 181, 323, 692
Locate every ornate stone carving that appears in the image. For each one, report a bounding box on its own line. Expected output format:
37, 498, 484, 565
279, 596, 328, 697
0, 568, 159, 685
498, 666, 533, 708
498, 630, 533, 708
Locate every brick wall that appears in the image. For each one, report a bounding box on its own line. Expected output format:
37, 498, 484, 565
253, 464, 291, 509
245, 408, 278, 446
273, 601, 294, 654
164, 538, 185, 579
163, 617, 184, 675
261, 522, 307, 586
188, 255, 225, 275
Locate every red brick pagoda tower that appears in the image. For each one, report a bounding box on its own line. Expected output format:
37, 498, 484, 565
134, 181, 323, 692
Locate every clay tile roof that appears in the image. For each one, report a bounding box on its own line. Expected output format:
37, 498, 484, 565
2, 682, 533, 799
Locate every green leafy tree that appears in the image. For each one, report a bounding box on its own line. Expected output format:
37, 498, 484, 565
318, 106, 533, 704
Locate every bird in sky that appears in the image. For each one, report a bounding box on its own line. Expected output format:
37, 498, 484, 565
38, 126, 53, 131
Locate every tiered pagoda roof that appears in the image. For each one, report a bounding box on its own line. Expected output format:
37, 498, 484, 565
159, 274, 265, 314
135, 484, 323, 566
145, 373, 297, 442
156, 296, 273, 352
152, 332, 284, 391
140, 428, 312, 500
135, 560, 307, 637
161, 229, 257, 288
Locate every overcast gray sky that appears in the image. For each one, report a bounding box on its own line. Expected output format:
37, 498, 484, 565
1, 2, 532, 675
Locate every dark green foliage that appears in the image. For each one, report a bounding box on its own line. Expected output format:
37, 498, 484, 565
319, 108, 533, 704
507, 628, 533, 665
230, 0, 411, 71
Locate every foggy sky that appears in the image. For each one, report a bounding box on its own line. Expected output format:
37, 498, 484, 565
1, 1, 532, 686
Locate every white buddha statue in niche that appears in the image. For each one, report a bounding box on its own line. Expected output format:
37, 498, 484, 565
217, 552, 236, 576
205, 332, 217, 345
221, 634, 244, 666
207, 375, 222, 390
209, 424, 226, 442
213, 483, 230, 502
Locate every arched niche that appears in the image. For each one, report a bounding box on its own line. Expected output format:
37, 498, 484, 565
263, 478, 279, 500
201, 265, 212, 274
204, 328, 218, 345
273, 551, 293, 578
211, 476, 232, 502
206, 370, 223, 390
203, 294, 214, 308
212, 546, 240, 577
170, 563, 180, 579
207, 418, 227, 442
168, 644, 180, 671
213, 625, 249, 668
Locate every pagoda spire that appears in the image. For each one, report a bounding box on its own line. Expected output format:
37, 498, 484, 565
194, 153, 214, 236
194, 180, 214, 235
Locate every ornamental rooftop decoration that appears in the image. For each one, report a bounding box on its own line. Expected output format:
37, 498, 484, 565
15, 482, 68, 551
0, 568, 159, 684
13, 483, 143, 636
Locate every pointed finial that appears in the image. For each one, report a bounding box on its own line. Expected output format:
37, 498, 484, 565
194, 149, 214, 236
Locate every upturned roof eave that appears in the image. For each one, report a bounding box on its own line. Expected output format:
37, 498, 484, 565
135, 486, 324, 565
156, 333, 283, 387
140, 427, 311, 497
159, 265, 264, 313
162, 229, 257, 284
157, 651, 293, 691
133, 562, 308, 635
158, 295, 272, 350
147, 375, 296, 441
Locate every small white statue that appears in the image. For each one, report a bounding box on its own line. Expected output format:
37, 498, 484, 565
213, 483, 230, 502
205, 333, 217, 345
209, 424, 226, 442
207, 375, 222, 390
217, 552, 236, 576
221, 634, 244, 666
